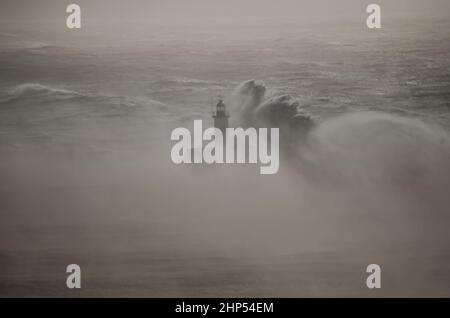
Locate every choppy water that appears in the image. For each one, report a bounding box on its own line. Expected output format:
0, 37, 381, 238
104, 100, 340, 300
1, 19, 450, 297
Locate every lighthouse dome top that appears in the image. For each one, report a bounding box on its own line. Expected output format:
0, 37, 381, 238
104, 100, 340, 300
216, 99, 225, 109
213, 97, 229, 119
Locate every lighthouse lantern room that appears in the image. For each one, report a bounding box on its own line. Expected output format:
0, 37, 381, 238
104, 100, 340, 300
212, 98, 229, 133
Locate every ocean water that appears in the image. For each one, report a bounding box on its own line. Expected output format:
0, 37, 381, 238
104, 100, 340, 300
1, 19, 450, 297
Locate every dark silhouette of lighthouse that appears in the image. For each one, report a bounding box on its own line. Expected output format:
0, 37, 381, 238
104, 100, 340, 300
212, 97, 229, 134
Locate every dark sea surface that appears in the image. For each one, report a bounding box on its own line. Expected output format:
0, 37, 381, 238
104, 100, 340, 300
1, 18, 450, 297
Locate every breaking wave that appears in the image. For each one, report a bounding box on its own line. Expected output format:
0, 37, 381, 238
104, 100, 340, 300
231, 79, 450, 190
2, 83, 82, 103
230, 79, 315, 146
302, 111, 450, 187
1, 83, 169, 112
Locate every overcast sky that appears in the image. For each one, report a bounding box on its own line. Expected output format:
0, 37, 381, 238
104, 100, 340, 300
1, 0, 449, 25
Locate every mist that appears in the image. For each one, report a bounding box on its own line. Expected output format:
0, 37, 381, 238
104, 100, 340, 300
1, 0, 450, 297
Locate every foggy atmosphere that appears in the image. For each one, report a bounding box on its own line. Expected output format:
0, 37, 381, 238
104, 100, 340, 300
1, 0, 450, 297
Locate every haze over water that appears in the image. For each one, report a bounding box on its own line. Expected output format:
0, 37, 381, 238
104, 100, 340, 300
1, 0, 450, 297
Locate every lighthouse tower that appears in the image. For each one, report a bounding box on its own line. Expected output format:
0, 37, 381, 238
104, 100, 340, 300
212, 98, 229, 134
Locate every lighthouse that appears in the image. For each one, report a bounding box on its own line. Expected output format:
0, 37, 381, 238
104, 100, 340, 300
212, 98, 229, 134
